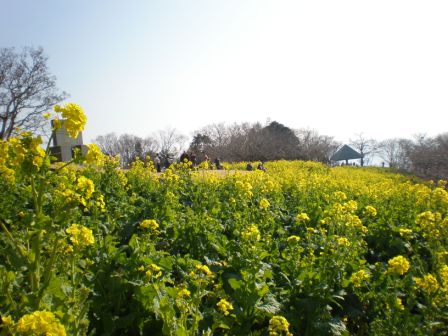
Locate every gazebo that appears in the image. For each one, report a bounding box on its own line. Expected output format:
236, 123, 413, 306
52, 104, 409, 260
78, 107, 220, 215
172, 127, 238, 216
330, 144, 363, 165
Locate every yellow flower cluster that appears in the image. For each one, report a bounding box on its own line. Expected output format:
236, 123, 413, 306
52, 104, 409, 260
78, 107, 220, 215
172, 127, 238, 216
53, 103, 87, 139
287, 235, 300, 244
216, 298, 233, 316
162, 168, 180, 183
268, 315, 292, 336
139, 219, 159, 230
346, 214, 368, 234
259, 198, 270, 210
365, 205, 377, 217
264, 180, 276, 192
1, 315, 13, 326
399, 228, 413, 237
432, 187, 448, 206
66, 224, 95, 248
333, 191, 347, 202
6, 137, 26, 166
438, 265, 448, 295
177, 288, 191, 299
85, 144, 105, 166
295, 212, 310, 224
342, 200, 358, 213
349, 269, 370, 287
15, 310, 66, 336
29, 136, 46, 169
235, 180, 253, 198
415, 211, 443, 237
194, 264, 214, 278
76, 176, 95, 205
395, 297, 405, 311
145, 263, 162, 279
241, 224, 261, 242
414, 274, 439, 294
1, 134, 47, 173
388, 255, 410, 275
307, 227, 317, 234
336, 236, 351, 247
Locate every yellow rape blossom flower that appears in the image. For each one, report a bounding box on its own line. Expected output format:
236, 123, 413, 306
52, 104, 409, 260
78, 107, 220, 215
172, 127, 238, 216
269, 315, 293, 336
0, 141, 9, 165
416, 211, 438, 227
15, 310, 66, 336
64, 245, 74, 254
85, 144, 105, 166
365, 205, 377, 217
0, 166, 16, 184
139, 219, 159, 230
350, 269, 370, 287
53, 102, 87, 139
439, 265, 448, 285
195, 264, 214, 278
414, 274, 439, 294
145, 263, 162, 279
388, 255, 410, 275
1, 315, 13, 326
287, 235, 300, 244
216, 298, 233, 316
433, 187, 448, 206
52, 118, 62, 130
343, 200, 358, 213
336, 236, 351, 247
177, 288, 191, 299
241, 224, 261, 242
399, 228, 413, 237
396, 297, 405, 311
77, 176, 95, 200
333, 191, 347, 201
66, 224, 95, 248
259, 198, 270, 210
296, 212, 310, 224
306, 227, 317, 234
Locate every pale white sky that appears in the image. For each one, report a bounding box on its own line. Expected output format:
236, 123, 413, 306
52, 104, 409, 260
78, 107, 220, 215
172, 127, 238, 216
1, 0, 447, 144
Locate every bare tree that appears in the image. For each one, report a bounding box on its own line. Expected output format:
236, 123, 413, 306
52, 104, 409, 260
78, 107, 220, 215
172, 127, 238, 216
0, 47, 67, 139
155, 128, 188, 164
378, 138, 412, 170
408, 133, 448, 180
94, 133, 158, 167
296, 128, 340, 163
349, 133, 379, 166
190, 123, 233, 160
192, 122, 340, 163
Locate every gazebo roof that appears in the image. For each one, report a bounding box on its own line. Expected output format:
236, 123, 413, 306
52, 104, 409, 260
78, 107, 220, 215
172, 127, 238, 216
330, 144, 363, 161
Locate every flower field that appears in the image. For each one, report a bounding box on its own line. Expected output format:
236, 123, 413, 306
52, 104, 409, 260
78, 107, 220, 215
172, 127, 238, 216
1, 105, 448, 335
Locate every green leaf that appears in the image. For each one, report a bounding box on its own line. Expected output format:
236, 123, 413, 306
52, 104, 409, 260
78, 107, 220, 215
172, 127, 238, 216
228, 278, 243, 290
256, 294, 281, 314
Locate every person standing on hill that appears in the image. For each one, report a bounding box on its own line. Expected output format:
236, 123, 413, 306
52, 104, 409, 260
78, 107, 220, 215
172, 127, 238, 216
154, 154, 161, 172
180, 151, 189, 163
190, 152, 197, 167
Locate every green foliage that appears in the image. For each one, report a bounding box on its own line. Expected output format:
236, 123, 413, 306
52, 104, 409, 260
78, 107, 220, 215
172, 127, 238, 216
1, 134, 448, 335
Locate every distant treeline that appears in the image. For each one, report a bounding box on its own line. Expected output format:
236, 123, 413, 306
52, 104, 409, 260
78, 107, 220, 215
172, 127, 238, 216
94, 121, 448, 181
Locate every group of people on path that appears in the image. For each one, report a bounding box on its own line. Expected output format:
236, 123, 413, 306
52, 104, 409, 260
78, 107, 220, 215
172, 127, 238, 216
246, 162, 266, 171
153, 151, 222, 172
153, 152, 266, 173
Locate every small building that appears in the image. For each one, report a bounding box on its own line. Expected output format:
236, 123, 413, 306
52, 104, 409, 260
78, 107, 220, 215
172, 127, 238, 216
49, 120, 87, 162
